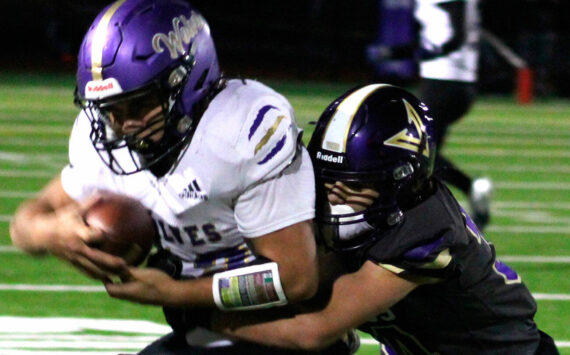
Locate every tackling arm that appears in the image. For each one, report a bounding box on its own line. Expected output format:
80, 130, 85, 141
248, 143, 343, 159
212, 260, 420, 350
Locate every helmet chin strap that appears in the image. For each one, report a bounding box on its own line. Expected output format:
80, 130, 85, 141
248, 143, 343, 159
330, 204, 374, 241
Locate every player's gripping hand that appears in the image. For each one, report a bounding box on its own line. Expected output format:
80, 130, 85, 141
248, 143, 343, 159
43, 199, 128, 281
104, 267, 180, 306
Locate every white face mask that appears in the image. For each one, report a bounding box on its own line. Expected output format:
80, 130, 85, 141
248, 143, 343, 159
329, 203, 374, 241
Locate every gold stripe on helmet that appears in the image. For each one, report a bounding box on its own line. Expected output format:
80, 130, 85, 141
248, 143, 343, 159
91, 0, 128, 81
322, 84, 389, 153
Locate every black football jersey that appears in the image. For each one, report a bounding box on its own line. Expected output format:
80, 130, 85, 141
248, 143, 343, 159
344, 180, 542, 355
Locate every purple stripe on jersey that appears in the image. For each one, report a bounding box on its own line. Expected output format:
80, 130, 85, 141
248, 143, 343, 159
403, 236, 445, 261
494, 260, 520, 282
257, 134, 286, 165
249, 105, 277, 140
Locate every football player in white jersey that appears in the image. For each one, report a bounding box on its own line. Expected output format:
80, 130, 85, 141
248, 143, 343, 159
9, 0, 352, 353
416, 0, 492, 232
368, 0, 492, 231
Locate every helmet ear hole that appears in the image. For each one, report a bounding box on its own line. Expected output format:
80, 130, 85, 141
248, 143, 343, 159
194, 69, 209, 91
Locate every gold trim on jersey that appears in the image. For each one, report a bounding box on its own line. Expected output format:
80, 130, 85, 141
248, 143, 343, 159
419, 248, 452, 269
254, 114, 286, 155
379, 263, 405, 275
467, 224, 483, 244
378, 262, 443, 284
91, 0, 127, 81
492, 262, 522, 285
379, 248, 451, 273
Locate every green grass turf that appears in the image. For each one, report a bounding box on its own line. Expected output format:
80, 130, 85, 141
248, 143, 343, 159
0, 72, 569, 354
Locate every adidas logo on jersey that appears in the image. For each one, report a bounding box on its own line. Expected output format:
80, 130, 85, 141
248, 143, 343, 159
316, 151, 344, 164
178, 179, 208, 201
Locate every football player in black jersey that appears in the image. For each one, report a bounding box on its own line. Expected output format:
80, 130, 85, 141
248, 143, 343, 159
211, 84, 559, 355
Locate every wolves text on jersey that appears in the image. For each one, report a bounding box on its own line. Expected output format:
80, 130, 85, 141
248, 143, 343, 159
154, 219, 221, 247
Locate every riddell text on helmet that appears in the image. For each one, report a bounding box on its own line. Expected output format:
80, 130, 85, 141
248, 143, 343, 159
316, 151, 344, 164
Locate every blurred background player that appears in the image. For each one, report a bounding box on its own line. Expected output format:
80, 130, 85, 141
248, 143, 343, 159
211, 84, 559, 355
366, 0, 492, 231
9, 0, 353, 353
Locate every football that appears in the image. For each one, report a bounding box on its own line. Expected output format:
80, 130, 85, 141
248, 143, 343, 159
83, 192, 155, 266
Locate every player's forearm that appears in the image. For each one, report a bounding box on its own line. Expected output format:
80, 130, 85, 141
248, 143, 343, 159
212, 309, 338, 350
171, 276, 215, 307
10, 199, 56, 255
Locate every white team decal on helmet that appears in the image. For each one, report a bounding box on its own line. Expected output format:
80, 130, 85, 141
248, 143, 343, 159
152, 12, 207, 59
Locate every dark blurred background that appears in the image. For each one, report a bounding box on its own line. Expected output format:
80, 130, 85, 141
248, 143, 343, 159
2, 0, 569, 97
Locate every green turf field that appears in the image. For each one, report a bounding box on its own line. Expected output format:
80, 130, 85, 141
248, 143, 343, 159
0, 73, 568, 354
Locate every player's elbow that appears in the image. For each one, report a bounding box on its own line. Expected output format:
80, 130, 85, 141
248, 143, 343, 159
9, 202, 48, 256
294, 326, 339, 351
282, 265, 319, 302
10, 218, 40, 255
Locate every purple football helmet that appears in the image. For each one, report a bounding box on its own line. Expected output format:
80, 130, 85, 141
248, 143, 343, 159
74, 0, 220, 175
307, 84, 436, 250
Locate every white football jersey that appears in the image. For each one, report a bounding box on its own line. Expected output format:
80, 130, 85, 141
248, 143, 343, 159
415, 0, 479, 82
61, 79, 315, 278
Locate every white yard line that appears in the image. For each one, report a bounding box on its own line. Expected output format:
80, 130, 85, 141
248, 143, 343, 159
0, 285, 105, 292
0, 335, 158, 341
500, 256, 570, 263
0, 352, 125, 355
0, 341, 146, 350
0, 151, 67, 163
0, 170, 56, 178
0, 352, 123, 355
486, 225, 570, 234
448, 135, 570, 147
445, 148, 570, 158
493, 181, 570, 190
463, 163, 570, 173
0, 317, 170, 334
359, 338, 570, 348
452, 125, 570, 137
2, 139, 67, 148
493, 201, 570, 210
0, 192, 37, 199
533, 293, 570, 301
0, 125, 70, 134
492, 210, 570, 224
